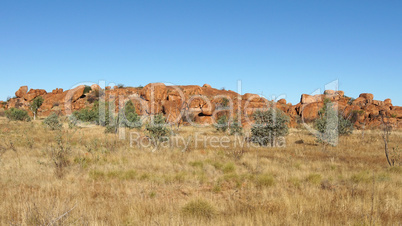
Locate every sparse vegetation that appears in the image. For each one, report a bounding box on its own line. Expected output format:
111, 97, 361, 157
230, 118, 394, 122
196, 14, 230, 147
215, 115, 228, 132
251, 108, 289, 146
315, 99, 353, 145
181, 199, 216, 219
43, 113, 62, 130
5, 108, 31, 121
145, 113, 170, 146
0, 114, 401, 225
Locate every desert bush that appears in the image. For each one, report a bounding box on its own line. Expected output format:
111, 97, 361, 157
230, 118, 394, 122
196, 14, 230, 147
229, 119, 243, 135
215, 115, 228, 132
73, 108, 98, 123
43, 113, 62, 130
315, 99, 353, 145
181, 199, 216, 219
119, 100, 141, 129
72, 101, 112, 126
51, 132, 71, 178
5, 108, 31, 121
145, 114, 170, 145
251, 108, 289, 147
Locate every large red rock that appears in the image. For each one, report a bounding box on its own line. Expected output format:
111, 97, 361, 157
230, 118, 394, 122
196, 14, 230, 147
300, 102, 324, 122
91, 84, 101, 91
141, 83, 167, 101
300, 94, 323, 104
51, 88, 63, 94
15, 86, 28, 98
359, 93, 374, 100
384, 98, 392, 106
64, 85, 85, 103
242, 93, 262, 102
162, 100, 182, 122
277, 99, 286, 105
24, 89, 47, 101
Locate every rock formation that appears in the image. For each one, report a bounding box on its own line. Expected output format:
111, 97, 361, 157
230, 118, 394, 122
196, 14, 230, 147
1, 84, 401, 128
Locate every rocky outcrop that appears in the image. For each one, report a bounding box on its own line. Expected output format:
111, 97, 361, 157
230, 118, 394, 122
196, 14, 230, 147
15, 86, 28, 98
2, 85, 401, 129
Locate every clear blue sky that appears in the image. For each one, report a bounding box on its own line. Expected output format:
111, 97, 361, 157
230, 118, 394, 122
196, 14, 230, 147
1, 1, 401, 105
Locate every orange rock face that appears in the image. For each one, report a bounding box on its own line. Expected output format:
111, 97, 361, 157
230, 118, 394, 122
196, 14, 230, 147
3, 84, 401, 129
24, 89, 47, 101
15, 86, 28, 98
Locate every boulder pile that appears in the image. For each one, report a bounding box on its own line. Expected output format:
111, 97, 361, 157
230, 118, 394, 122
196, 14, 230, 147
1, 84, 400, 128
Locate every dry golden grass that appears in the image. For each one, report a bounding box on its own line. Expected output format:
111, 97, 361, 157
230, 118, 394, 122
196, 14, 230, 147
0, 117, 401, 225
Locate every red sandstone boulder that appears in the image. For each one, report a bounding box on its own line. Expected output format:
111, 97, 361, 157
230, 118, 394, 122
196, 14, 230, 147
324, 90, 336, 96
91, 84, 101, 91
384, 98, 392, 105
202, 84, 212, 88
359, 93, 374, 100
51, 88, 63, 94
65, 85, 85, 103
352, 97, 367, 107
141, 83, 167, 101
162, 100, 182, 122
277, 99, 286, 105
300, 102, 324, 122
15, 86, 28, 98
300, 94, 323, 104
24, 89, 47, 101
242, 93, 261, 102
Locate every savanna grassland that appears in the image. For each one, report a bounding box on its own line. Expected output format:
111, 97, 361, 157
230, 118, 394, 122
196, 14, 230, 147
0, 116, 401, 225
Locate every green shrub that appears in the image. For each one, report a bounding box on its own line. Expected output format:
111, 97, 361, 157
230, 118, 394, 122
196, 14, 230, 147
119, 100, 141, 129
5, 108, 31, 121
229, 119, 243, 135
251, 108, 289, 147
181, 199, 216, 219
215, 115, 228, 132
43, 113, 62, 130
315, 99, 353, 145
145, 114, 170, 145
83, 86, 92, 94
72, 101, 112, 126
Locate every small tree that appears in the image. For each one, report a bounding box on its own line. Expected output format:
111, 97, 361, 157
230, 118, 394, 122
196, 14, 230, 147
315, 99, 353, 146
146, 114, 170, 146
251, 108, 289, 147
30, 96, 44, 120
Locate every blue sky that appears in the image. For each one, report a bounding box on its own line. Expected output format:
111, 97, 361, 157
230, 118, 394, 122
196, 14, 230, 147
1, 1, 401, 105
